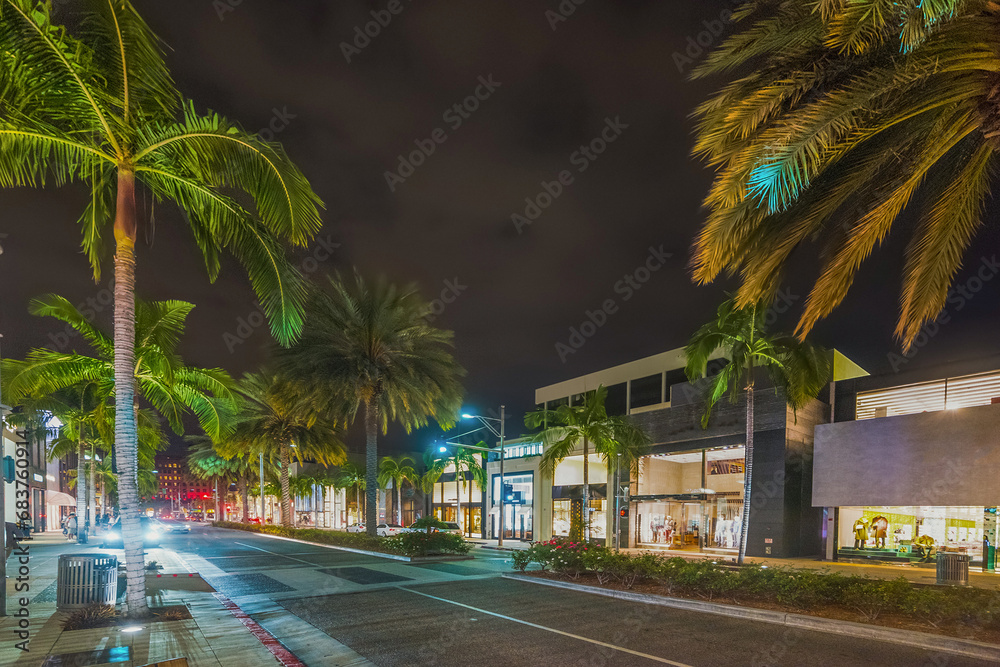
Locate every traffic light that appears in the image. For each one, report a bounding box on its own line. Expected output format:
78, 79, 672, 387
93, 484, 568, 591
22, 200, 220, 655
619, 506, 629, 518
2, 456, 14, 482
503, 483, 514, 501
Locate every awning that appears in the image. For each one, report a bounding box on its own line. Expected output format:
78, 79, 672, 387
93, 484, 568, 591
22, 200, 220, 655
45, 491, 77, 506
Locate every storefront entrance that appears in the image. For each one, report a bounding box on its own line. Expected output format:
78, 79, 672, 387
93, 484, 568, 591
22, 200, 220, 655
633, 445, 745, 553
490, 472, 533, 541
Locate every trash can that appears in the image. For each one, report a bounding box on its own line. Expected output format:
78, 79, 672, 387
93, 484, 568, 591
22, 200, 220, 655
56, 554, 118, 611
936, 549, 970, 586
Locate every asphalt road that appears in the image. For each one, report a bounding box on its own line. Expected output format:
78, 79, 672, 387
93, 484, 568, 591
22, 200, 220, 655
136, 525, 997, 667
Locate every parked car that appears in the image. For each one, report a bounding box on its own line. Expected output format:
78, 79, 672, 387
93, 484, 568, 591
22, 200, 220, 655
404, 521, 462, 535
376, 523, 404, 537
156, 519, 191, 534
247, 517, 263, 525
102, 517, 161, 548
345, 523, 366, 533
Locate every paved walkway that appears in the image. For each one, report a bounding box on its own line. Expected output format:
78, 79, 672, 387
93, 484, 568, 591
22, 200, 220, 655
0, 532, 292, 667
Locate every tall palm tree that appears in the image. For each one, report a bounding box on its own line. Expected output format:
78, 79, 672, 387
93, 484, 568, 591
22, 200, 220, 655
223, 371, 347, 528
377, 455, 417, 525
0, 1, 322, 616
336, 462, 366, 525
277, 272, 465, 537
187, 435, 237, 521
419, 452, 445, 521
685, 297, 830, 564
3, 294, 234, 612
525, 385, 650, 544
435, 447, 485, 537
689, 0, 1000, 349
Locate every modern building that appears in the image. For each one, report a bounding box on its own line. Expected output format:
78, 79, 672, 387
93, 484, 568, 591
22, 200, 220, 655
154, 455, 213, 511
815, 358, 1000, 570
485, 346, 866, 559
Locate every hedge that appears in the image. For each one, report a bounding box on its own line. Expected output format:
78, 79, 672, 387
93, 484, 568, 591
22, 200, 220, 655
212, 521, 471, 557
512, 537, 1000, 630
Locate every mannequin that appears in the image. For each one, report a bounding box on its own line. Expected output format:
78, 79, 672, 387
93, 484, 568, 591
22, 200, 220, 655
853, 517, 869, 549
870, 516, 889, 549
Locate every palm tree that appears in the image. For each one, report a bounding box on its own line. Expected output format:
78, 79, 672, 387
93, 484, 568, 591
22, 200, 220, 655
419, 452, 445, 521
433, 447, 485, 537
377, 455, 417, 525
277, 272, 465, 537
336, 462, 366, 526
689, 1, 1000, 349
3, 294, 234, 612
223, 372, 347, 528
187, 436, 238, 521
0, 1, 322, 616
685, 298, 830, 564
526, 385, 650, 544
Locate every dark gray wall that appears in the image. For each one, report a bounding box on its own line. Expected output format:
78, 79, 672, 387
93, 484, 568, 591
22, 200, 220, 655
813, 403, 1000, 507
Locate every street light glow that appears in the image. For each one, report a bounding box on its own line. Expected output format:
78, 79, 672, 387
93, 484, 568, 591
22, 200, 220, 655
461, 413, 475, 419
438, 446, 447, 453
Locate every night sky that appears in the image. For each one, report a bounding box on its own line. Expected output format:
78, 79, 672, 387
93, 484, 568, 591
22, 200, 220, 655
3, 0, 1000, 454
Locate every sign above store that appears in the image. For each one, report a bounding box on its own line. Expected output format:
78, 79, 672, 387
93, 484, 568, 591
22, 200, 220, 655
708, 459, 744, 475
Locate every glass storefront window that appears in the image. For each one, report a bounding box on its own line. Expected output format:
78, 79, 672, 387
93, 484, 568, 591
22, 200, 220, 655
839, 506, 994, 564
634, 445, 745, 552
489, 472, 534, 541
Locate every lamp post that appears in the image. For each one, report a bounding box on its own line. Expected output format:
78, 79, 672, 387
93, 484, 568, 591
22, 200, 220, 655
259, 452, 265, 523
1, 332, 7, 617
458, 407, 506, 546
615, 452, 622, 552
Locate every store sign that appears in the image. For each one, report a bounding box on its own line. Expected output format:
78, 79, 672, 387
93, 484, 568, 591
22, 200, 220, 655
708, 459, 744, 475
503, 442, 542, 459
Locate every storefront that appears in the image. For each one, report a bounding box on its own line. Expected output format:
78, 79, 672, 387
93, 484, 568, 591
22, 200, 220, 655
633, 445, 745, 553
838, 506, 997, 565
489, 472, 534, 540
431, 473, 483, 537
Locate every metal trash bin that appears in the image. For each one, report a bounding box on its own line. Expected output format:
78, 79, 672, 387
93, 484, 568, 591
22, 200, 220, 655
936, 550, 970, 586
57, 554, 118, 611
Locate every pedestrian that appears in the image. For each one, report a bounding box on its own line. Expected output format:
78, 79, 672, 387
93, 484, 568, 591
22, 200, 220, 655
65, 513, 78, 541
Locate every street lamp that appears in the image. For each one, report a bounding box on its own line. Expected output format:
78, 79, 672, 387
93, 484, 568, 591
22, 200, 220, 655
460, 407, 506, 547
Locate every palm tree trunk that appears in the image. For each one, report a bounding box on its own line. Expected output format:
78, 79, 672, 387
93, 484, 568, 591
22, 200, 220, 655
279, 443, 292, 527
396, 482, 402, 526
75, 440, 87, 544
215, 479, 221, 522
364, 398, 378, 537
89, 443, 97, 533
113, 169, 148, 618
313, 484, 319, 527
582, 437, 589, 543
738, 382, 754, 565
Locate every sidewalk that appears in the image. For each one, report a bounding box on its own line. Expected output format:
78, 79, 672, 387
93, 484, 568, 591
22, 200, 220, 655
625, 546, 1000, 590
0, 532, 293, 667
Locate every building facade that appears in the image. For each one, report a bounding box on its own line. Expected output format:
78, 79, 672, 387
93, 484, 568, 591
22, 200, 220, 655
815, 359, 1000, 570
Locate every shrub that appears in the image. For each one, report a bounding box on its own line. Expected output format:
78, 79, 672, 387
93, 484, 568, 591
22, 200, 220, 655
511, 550, 532, 572
62, 603, 119, 630
387, 531, 471, 557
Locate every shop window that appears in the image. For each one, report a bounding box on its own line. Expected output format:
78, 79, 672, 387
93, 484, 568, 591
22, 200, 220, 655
630, 374, 662, 409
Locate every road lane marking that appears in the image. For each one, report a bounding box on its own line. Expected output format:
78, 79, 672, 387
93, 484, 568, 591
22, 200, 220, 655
234, 541, 320, 566
397, 587, 694, 666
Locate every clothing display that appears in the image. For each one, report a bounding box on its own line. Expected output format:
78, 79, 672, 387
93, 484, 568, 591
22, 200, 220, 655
870, 516, 889, 549
853, 518, 869, 549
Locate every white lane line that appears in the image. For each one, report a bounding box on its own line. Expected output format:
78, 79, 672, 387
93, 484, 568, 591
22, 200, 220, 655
233, 541, 318, 566
398, 587, 694, 667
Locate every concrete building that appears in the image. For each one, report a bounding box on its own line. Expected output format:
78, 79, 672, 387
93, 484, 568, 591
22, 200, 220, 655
815, 358, 1000, 570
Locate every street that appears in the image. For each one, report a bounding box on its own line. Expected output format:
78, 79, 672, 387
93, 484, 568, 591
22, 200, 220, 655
98, 525, 998, 667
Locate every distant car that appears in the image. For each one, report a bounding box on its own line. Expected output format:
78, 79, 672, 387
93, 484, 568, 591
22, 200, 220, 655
247, 517, 263, 525
156, 519, 191, 534
102, 517, 161, 548
404, 521, 462, 535
345, 523, 366, 533
376, 523, 404, 537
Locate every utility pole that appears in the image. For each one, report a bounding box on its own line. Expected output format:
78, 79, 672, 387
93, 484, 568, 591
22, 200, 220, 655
259, 452, 265, 522
498, 405, 505, 547
1, 332, 8, 617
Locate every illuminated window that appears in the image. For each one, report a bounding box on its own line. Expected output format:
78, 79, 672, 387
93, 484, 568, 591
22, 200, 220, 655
857, 370, 1000, 420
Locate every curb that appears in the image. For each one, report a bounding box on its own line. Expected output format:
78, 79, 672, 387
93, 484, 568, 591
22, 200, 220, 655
213, 526, 473, 562
214, 592, 306, 667
502, 573, 1000, 662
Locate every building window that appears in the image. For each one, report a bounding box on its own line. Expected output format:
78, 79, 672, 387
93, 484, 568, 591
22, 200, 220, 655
630, 374, 662, 410
605, 383, 627, 416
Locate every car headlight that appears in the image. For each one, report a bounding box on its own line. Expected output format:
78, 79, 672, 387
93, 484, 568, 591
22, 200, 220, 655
146, 532, 159, 540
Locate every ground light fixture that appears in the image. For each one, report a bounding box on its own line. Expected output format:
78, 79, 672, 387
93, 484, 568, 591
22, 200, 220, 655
119, 625, 145, 633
